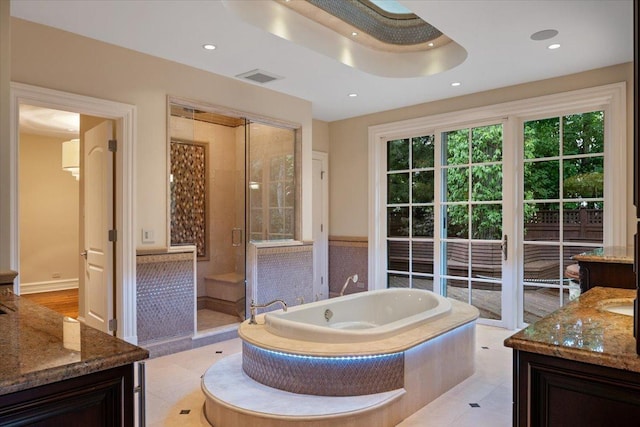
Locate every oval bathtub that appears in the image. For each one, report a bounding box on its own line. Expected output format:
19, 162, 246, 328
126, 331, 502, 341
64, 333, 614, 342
265, 288, 451, 343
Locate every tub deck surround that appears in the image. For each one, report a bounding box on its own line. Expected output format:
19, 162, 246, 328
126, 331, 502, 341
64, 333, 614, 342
504, 287, 639, 372
240, 297, 478, 357
0, 293, 148, 396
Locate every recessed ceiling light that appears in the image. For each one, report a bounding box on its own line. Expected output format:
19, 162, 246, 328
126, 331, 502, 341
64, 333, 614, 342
530, 29, 559, 41
348, 93, 358, 97
351, 31, 358, 36
428, 42, 434, 47
547, 43, 561, 50
203, 44, 216, 50
451, 82, 461, 87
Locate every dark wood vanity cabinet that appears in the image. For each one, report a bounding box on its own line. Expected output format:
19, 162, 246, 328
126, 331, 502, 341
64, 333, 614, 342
0, 364, 135, 426
578, 259, 636, 292
513, 350, 640, 427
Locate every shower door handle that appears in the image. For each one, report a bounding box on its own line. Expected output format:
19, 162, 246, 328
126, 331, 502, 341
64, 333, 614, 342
232, 228, 242, 247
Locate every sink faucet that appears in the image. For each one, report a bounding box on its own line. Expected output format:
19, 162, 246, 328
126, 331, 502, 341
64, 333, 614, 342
249, 299, 287, 324
339, 274, 359, 296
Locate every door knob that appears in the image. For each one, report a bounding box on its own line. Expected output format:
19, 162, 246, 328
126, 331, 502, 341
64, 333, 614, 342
80, 250, 88, 259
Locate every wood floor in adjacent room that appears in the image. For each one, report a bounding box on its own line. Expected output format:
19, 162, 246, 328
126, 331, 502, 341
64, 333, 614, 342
21, 289, 79, 319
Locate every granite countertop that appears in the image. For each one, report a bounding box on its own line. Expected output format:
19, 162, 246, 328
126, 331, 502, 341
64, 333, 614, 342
0, 293, 148, 396
504, 287, 640, 372
573, 246, 634, 264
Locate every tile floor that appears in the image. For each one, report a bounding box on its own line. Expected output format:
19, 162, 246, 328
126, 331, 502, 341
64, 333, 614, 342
144, 324, 516, 427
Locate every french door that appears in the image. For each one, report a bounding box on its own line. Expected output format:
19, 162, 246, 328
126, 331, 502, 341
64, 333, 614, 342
386, 121, 510, 326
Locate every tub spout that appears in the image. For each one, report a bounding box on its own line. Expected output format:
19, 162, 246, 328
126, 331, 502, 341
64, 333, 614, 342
249, 299, 287, 324
339, 274, 359, 296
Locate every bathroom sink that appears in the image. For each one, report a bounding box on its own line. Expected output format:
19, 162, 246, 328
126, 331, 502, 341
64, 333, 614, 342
604, 304, 634, 316
598, 299, 634, 317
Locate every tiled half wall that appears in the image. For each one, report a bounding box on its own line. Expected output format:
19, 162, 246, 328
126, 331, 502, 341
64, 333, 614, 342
329, 236, 368, 297
136, 250, 195, 345
247, 242, 313, 313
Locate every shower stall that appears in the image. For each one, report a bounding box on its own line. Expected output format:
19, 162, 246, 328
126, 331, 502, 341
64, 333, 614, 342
168, 98, 297, 333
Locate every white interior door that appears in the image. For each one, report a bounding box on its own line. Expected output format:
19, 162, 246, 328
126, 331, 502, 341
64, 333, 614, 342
312, 152, 328, 301
83, 120, 114, 334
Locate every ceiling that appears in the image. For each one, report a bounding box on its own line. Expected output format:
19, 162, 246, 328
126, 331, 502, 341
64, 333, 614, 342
10, 0, 634, 122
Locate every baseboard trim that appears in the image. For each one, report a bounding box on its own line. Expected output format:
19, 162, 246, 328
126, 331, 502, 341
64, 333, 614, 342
20, 279, 79, 294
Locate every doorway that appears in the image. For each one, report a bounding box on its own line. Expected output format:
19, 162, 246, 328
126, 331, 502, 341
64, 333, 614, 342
10, 83, 137, 342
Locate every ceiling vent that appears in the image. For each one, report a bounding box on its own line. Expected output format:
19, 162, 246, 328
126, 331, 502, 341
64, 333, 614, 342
236, 69, 283, 84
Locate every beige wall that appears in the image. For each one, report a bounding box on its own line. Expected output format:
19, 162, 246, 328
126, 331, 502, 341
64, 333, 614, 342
312, 119, 329, 153
19, 133, 79, 284
328, 63, 635, 245
10, 18, 314, 250
1, 2, 11, 269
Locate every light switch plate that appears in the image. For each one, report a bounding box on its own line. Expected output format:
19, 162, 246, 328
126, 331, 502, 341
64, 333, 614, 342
142, 229, 155, 243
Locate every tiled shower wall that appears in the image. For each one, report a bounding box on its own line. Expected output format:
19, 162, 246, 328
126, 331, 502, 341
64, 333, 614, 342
247, 242, 314, 313
136, 250, 195, 345
329, 236, 368, 297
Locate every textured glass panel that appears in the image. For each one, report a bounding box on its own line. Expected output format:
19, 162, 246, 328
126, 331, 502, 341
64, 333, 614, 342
472, 282, 501, 320
471, 204, 502, 240
443, 129, 469, 166
387, 207, 409, 237
387, 138, 409, 171
563, 111, 604, 155
387, 173, 409, 204
472, 165, 502, 202
412, 135, 435, 168
524, 117, 560, 159
471, 124, 502, 163
412, 206, 434, 237
387, 240, 409, 272
445, 241, 468, 276
269, 208, 285, 232
523, 244, 560, 283
412, 241, 434, 273
524, 160, 560, 200
562, 203, 603, 243
412, 170, 434, 203
563, 157, 604, 199
523, 203, 560, 241
444, 167, 468, 202
444, 205, 468, 238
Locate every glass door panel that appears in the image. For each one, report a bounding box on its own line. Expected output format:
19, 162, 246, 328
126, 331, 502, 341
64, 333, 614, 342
441, 124, 504, 322
521, 111, 604, 324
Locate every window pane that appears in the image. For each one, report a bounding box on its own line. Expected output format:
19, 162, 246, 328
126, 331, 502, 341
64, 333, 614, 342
524, 160, 560, 200
471, 242, 502, 279
472, 165, 502, 202
444, 277, 469, 303
471, 205, 502, 240
472, 282, 501, 320
524, 117, 559, 159
563, 111, 604, 155
563, 203, 603, 243
413, 276, 434, 291
443, 129, 469, 166
472, 124, 502, 163
387, 207, 409, 237
388, 273, 410, 288
388, 138, 409, 171
387, 173, 409, 204
387, 241, 409, 271
563, 157, 604, 199
524, 286, 560, 324
523, 203, 560, 241
444, 167, 468, 202
412, 241, 434, 273
445, 241, 468, 277
444, 205, 468, 238
412, 170, 434, 203
412, 135, 435, 168
523, 244, 560, 283
412, 206, 434, 237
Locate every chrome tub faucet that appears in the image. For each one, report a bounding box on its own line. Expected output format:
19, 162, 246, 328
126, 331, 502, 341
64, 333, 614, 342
339, 274, 359, 296
249, 299, 287, 324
